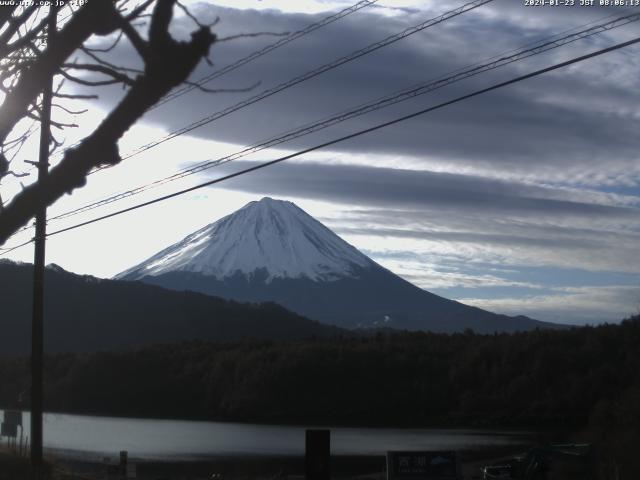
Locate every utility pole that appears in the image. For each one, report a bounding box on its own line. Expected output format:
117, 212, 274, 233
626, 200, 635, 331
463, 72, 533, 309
31, 5, 57, 479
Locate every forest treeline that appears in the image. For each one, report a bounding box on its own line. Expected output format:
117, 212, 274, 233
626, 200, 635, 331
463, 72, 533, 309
0, 316, 638, 432
2, 316, 639, 475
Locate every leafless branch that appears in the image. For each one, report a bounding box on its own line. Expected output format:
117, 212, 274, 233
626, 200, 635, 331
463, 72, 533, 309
0, 5, 39, 47
2, 135, 28, 148
53, 104, 89, 115
50, 119, 78, 130
0, 5, 18, 29
0, 0, 123, 142
80, 47, 144, 74
53, 92, 99, 100
176, 1, 214, 29
0, 11, 49, 58
58, 68, 130, 87
50, 132, 64, 154
5, 170, 30, 178
83, 30, 125, 53
63, 62, 136, 86
0, 0, 218, 244
124, 0, 156, 21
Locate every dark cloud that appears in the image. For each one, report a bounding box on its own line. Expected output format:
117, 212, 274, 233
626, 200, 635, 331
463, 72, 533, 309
210, 159, 640, 272
214, 159, 640, 219
333, 226, 603, 249
83, 2, 640, 179
343, 210, 640, 249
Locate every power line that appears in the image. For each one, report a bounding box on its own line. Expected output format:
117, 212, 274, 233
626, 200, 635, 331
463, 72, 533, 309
119, 0, 495, 161
46, 11, 640, 223
39, 0, 376, 165
3, 0, 494, 212
152, 0, 378, 110
0, 0, 377, 232
0, 238, 34, 256
34, 35, 639, 241
3, 34, 638, 254
42, 0, 376, 169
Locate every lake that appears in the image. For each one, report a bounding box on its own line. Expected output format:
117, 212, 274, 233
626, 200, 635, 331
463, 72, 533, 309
9, 411, 531, 461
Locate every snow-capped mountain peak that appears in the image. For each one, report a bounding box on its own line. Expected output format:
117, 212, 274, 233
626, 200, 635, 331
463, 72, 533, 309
117, 197, 374, 282
115, 198, 554, 333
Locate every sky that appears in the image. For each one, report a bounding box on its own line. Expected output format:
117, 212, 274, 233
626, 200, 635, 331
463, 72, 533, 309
2, 0, 640, 325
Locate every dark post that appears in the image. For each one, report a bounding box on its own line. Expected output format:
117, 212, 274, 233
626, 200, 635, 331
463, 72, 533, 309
31, 5, 56, 478
305, 429, 330, 480
120, 450, 128, 476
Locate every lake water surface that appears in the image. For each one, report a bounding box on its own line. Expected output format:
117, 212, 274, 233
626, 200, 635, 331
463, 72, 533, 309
12, 411, 530, 461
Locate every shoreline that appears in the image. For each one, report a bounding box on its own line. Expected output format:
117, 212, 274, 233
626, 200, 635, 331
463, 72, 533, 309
47, 445, 530, 480
0, 405, 558, 432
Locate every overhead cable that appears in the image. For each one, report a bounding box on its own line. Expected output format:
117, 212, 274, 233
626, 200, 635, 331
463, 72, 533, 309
34, 35, 640, 242
47, 11, 640, 223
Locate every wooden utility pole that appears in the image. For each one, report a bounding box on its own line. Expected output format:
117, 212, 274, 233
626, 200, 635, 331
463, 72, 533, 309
31, 5, 57, 479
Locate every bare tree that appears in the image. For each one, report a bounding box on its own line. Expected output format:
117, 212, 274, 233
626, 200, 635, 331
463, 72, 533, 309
0, 0, 218, 244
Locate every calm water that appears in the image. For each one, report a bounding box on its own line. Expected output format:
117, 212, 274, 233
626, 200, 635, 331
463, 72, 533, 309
11, 411, 530, 461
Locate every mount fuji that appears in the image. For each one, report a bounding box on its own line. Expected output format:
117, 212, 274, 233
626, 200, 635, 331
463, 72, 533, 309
116, 197, 555, 333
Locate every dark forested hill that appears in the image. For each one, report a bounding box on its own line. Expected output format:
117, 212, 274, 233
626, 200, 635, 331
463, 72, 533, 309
0, 315, 638, 429
0, 260, 342, 354
1, 315, 638, 475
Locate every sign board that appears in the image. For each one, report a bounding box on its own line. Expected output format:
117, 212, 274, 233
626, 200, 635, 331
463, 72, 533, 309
126, 463, 137, 479
3, 410, 22, 426
1, 422, 18, 438
387, 451, 461, 480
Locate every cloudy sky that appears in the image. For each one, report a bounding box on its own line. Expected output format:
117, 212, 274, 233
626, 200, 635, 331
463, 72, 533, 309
3, 0, 640, 325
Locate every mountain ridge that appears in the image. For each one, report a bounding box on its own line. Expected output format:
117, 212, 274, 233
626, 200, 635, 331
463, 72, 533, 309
117, 198, 558, 333
0, 259, 343, 355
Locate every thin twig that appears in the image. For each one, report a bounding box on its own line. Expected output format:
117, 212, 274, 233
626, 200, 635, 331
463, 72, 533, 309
83, 30, 124, 53
80, 46, 144, 74
59, 67, 133, 87
124, 0, 155, 21
52, 103, 88, 115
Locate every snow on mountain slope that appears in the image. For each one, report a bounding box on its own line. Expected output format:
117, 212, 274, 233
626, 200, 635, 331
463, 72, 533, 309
117, 197, 374, 282
115, 197, 557, 333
